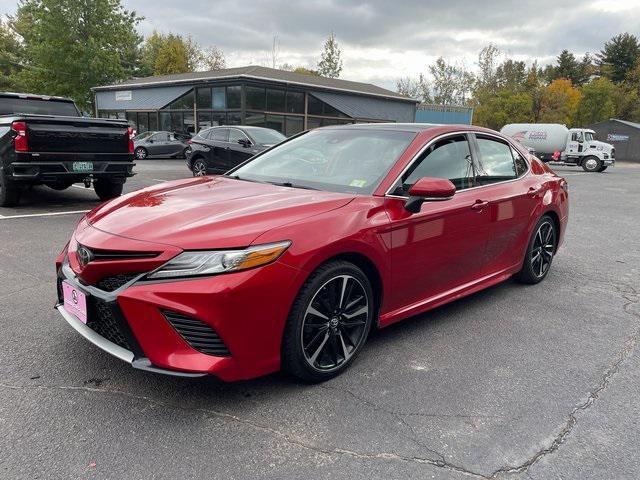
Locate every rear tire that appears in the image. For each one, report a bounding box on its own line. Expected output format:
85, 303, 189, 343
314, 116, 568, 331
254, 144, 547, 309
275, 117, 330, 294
582, 156, 602, 172
94, 179, 123, 201
0, 171, 21, 207
514, 215, 557, 284
282, 261, 374, 382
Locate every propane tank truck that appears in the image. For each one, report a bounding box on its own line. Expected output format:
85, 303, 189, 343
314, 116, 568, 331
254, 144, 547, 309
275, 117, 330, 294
500, 123, 615, 172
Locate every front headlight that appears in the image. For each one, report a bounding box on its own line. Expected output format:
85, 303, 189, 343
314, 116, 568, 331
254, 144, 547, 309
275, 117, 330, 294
146, 241, 291, 280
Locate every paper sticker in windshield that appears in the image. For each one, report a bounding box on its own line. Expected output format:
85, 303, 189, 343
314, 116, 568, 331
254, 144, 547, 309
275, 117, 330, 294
349, 179, 367, 188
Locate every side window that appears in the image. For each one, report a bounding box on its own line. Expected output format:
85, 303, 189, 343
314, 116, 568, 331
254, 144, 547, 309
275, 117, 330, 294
155, 132, 170, 142
511, 147, 529, 177
475, 137, 517, 185
393, 135, 474, 194
211, 128, 229, 142
229, 129, 248, 144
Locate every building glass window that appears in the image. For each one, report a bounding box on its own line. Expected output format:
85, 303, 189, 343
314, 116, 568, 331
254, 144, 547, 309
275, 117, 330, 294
159, 112, 171, 131
196, 88, 211, 109
266, 88, 285, 112
246, 111, 266, 127
286, 91, 304, 114
285, 116, 304, 136
212, 87, 226, 109
165, 90, 194, 110
265, 114, 284, 133
307, 117, 321, 130
183, 112, 195, 135
148, 112, 158, 131
246, 86, 266, 110
137, 112, 149, 133
227, 86, 241, 109
171, 112, 182, 132
198, 111, 212, 130
226, 111, 242, 125
126, 111, 137, 129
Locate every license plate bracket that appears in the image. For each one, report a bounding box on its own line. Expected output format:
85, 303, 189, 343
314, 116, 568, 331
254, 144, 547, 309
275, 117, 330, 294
62, 280, 88, 324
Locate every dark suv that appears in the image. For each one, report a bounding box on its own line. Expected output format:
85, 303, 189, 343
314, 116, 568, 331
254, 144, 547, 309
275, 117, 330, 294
187, 126, 286, 176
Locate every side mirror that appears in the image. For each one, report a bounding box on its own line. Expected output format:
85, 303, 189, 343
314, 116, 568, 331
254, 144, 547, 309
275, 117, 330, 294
148, 139, 154, 143
238, 138, 252, 148
404, 177, 456, 213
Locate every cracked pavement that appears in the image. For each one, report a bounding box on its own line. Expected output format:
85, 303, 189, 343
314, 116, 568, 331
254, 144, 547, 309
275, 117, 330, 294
1, 160, 639, 479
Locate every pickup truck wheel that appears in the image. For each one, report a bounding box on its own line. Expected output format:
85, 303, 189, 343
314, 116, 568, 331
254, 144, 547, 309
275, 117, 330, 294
582, 156, 602, 172
134, 147, 148, 160
0, 172, 21, 207
94, 179, 123, 201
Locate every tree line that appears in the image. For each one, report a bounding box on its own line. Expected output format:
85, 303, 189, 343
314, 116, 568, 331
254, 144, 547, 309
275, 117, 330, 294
0, 0, 343, 112
398, 33, 640, 128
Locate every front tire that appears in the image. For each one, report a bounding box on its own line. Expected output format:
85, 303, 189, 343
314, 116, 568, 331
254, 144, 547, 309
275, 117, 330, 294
582, 156, 602, 172
134, 147, 148, 160
515, 215, 557, 284
94, 179, 123, 201
0, 171, 21, 207
282, 261, 374, 382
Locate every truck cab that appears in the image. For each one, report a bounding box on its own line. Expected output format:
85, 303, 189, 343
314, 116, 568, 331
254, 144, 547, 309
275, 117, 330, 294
565, 128, 615, 171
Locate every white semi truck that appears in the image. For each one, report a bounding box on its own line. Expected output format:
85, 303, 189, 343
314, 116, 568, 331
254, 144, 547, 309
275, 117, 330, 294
500, 123, 615, 172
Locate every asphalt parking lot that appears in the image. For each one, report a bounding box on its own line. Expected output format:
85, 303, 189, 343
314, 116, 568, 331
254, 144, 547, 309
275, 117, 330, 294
1, 160, 639, 479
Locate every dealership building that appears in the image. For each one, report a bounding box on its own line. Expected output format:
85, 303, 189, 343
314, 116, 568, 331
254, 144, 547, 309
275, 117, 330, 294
93, 66, 417, 136
588, 118, 640, 163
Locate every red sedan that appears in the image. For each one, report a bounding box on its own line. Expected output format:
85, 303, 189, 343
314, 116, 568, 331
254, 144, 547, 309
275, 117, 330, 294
55, 124, 569, 382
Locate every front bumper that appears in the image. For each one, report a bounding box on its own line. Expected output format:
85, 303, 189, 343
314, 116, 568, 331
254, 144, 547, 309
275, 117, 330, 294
56, 253, 303, 381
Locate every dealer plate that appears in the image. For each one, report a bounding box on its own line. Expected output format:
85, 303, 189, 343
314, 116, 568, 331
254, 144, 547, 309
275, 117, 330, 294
62, 280, 88, 324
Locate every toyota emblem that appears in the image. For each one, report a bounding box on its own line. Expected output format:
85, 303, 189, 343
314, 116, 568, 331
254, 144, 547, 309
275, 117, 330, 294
77, 246, 93, 267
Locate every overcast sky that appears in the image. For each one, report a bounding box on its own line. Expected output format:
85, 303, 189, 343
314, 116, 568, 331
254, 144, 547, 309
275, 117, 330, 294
2, 0, 639, 89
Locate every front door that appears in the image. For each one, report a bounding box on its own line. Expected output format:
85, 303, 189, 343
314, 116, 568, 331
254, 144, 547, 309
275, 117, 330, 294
228, 129, 255, 168
385, 134, 491, 317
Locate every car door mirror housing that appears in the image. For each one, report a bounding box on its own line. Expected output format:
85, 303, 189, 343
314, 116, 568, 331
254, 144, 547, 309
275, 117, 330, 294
238, 138, 252, 148
404, 177, 456, 213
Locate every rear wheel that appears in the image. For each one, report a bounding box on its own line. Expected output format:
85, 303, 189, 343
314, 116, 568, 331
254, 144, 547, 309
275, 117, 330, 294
582, 156, 602, 172
94, 179, 123, 201
192, 158, 207, 177
134, 147, 148, 160
515, 215, 557, 284
282, 261, 374, 382
0, 171, 21, 207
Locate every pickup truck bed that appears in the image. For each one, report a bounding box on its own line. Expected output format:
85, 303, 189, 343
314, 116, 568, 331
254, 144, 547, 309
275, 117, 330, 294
0, 92, 135, 207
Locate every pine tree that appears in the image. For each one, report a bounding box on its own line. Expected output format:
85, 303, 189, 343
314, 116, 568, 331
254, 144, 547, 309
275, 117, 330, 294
317, 33, 343, 78
597, 33, 640, 83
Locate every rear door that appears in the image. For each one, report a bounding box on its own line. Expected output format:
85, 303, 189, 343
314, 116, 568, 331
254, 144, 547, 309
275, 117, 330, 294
385, 133, 492, 314
470, 134, 539, 272
148, 132, 169, 156
209, 128, 231, 173
228, 128, 254, 167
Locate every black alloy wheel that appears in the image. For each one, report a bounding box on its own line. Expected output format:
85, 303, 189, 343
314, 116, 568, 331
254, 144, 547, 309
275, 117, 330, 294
192, 159, 207, 177
283, 261, 374, 382
515, 215, 557, 284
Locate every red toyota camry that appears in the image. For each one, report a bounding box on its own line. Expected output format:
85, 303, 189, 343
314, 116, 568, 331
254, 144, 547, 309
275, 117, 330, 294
55, 124, 568, 382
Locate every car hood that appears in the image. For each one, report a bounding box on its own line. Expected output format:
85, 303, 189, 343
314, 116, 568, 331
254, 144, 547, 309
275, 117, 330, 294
86, 176, 355, 250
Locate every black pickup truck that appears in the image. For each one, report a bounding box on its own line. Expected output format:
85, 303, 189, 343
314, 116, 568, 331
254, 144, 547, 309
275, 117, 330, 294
0, 92, 135, 207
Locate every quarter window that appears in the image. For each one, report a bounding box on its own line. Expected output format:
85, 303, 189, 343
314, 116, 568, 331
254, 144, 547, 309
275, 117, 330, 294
511, 148, 529, 177
393, 135, 474, 194
475, 137, 517, 185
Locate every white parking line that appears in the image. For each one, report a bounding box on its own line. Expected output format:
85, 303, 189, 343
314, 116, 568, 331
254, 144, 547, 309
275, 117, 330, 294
0, 209, 90, 220
152, 178, 169, 182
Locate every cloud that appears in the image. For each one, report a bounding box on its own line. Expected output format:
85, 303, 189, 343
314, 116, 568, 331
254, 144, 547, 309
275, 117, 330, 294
2, 0, 639, 89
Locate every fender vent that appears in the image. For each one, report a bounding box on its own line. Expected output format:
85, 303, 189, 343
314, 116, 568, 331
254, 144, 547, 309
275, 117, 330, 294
163, 311, 231, 357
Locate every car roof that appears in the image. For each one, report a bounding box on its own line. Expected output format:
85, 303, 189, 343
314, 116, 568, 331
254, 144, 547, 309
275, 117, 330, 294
0, 91, 75, 103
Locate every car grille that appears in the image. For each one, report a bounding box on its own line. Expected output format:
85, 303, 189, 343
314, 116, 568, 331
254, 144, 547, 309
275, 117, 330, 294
96, 274, 140, 292
163, 311, 231, 356
87, 299, 131, 351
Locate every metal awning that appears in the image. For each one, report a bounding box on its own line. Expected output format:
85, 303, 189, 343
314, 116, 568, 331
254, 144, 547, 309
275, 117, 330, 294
95, 85, 192, 110
310, 91, 414, 122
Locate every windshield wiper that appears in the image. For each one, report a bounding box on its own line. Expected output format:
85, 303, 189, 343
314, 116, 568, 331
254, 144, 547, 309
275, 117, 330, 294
269, 181, 319, 191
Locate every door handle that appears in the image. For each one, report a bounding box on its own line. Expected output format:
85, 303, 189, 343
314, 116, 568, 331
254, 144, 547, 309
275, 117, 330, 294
528, 186, 543, 197
471, 200, 489, 211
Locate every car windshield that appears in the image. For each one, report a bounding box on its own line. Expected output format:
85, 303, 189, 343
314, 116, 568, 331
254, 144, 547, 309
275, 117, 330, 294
230, 128, 416, 194
585, 132, 594, 142
246, 128, 286, 145
0, 97, 80, 116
